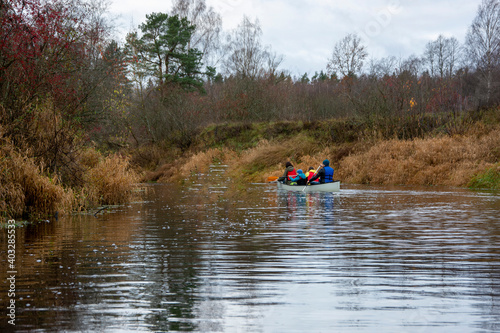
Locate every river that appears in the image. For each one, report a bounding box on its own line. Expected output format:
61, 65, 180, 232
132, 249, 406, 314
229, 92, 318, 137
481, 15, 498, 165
1, 164, 500, 332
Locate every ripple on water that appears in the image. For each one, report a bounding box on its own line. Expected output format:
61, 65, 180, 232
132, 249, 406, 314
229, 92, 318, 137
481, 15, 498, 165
1, 175, 500, 332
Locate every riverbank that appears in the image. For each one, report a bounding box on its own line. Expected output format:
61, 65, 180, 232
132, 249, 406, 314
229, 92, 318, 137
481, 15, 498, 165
0, 134, 140, 220
2, 110, 499, 220
139, 114, 500, 190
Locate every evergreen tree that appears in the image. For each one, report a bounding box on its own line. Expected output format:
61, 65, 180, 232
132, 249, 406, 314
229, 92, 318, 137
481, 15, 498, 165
125, 13, 204, 91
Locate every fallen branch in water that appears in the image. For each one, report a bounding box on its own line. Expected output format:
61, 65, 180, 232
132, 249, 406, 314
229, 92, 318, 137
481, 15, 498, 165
94, 206, 108, 217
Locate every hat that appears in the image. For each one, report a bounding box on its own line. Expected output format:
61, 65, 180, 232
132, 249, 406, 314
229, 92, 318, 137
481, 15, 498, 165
286, 161, 293, 167
297, 169, 304, 174
323, 159, 330, 166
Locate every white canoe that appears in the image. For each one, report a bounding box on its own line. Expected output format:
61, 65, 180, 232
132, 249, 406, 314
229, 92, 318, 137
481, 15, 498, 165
277, 181, 340, 192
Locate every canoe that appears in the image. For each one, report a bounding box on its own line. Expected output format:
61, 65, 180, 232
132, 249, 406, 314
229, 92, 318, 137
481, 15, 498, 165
277, 181, 340, 192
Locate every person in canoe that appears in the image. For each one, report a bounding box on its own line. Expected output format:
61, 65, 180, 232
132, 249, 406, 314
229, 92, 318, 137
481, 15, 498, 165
308, 159, 334, 184
289, 169, 307, 185
278, 161, 297, 184
306, 166, 316, 181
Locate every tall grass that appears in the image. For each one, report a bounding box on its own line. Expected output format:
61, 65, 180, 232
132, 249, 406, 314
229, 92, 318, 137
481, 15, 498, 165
468, 164, 500, 189
1, 133, 73, 218
144, 147, 237, 183
339, 128, 500, 186
77, 152, 140, 208
1, 134, 140, 218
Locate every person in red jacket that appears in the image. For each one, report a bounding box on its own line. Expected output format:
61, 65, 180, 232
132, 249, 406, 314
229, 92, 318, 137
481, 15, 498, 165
278, 161, 297, 184
306, 166, 316, 181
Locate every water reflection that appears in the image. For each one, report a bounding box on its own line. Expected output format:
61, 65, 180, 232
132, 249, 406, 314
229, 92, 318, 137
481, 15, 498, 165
277, 190, 338, 224
1, 166, 500, 332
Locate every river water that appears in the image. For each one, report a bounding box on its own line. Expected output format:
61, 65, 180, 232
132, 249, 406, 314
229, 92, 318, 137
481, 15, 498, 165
1, 164, 500, 332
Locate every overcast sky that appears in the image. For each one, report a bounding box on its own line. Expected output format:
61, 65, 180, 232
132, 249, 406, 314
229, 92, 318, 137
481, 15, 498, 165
109, 0, 482, 77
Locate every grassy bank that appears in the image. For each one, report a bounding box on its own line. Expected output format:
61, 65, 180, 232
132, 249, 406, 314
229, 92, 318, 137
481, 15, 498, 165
468, 164, 500, 190
1, 136, 139, 220
3, 110, 499, 220
140, 115, 500, 190
0, 98, 140, 220
339, 129, 500, 187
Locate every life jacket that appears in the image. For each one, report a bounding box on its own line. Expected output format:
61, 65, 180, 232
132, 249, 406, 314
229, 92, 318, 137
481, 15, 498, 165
291, 171, 307, 185
323, 166, 334, 183
306, 170, 316, 181
287, 169, 297, 181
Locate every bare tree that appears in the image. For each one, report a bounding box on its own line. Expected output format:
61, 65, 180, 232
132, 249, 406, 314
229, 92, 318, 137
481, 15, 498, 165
465, 0, 500, 104
424, 35, 462, 78
368, 56, 398, 78
446, 37, 462, 77
327, 33, 368, 78
171, 0, 222, 68
266, 50, 284, 77
424, 36, 440, 77
397, 54, 424, 77
222, 16, 283, 79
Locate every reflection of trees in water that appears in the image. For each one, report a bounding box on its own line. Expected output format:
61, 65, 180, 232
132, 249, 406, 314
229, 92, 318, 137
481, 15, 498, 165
0, 182, 208, 332
130, 184, 203, 331
143, 223, 202, 331
0, 220, 79, 331
0, 213, 142, 331
3, 176, 499, 332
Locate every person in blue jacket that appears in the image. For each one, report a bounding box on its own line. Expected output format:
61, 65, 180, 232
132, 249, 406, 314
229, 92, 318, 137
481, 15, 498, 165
308, 159, 334, 184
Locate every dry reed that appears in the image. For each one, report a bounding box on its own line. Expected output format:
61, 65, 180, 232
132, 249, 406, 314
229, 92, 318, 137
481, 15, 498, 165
77, 147, 102, 169
155, 148, 237, 182
81, 154, 140, 206
1, 133, 73, 218
338, 127, 500, 186
229, 135, 322, 181
129, 144, 171, 170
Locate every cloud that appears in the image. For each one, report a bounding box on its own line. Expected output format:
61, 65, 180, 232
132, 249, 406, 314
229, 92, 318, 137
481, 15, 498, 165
108, 0, 174, 35
108, 0, 481, 76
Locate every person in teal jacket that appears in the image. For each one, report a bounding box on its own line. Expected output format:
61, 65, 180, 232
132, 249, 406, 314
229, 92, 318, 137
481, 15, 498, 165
290, 169, 307, 185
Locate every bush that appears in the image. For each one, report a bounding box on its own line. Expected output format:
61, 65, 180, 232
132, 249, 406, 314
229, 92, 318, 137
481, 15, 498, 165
0, 133, 73, 219
1, 135, 140, 218
81, 154, 140, 206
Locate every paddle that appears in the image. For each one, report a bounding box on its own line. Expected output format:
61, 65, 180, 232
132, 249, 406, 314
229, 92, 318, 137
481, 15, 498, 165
302, 164, 323, 192
267, 176, 279, 182
306, 164, 323, 186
